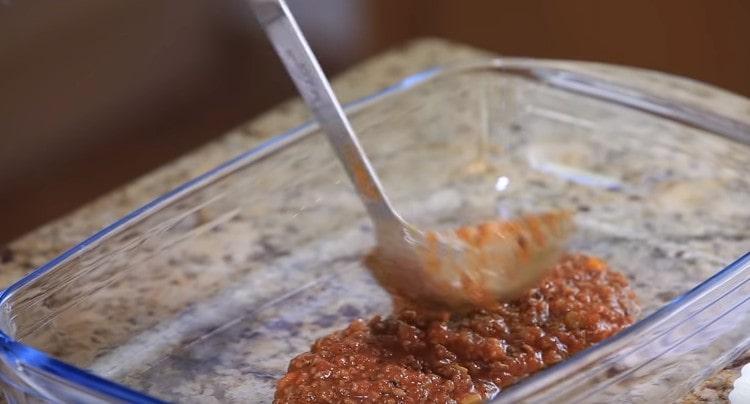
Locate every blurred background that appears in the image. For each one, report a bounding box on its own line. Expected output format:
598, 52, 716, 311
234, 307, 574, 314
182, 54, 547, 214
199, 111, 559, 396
1, 0, 749, 244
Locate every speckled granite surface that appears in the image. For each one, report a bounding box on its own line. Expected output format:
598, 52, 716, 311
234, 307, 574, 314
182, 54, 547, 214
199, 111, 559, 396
1, 38, 749, 402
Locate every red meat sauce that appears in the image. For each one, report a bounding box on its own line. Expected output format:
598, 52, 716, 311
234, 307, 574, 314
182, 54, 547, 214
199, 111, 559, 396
275, 254, 639, 403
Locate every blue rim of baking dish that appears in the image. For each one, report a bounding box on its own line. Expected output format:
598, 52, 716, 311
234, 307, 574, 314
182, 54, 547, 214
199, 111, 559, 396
0, 58, 748, 402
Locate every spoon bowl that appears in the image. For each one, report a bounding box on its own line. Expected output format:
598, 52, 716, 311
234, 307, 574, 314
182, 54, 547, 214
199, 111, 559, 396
367, 211, 573, 310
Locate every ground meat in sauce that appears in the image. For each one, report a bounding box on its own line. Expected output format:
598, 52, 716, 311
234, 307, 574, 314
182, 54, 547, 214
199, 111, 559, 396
274, 254, 639, 403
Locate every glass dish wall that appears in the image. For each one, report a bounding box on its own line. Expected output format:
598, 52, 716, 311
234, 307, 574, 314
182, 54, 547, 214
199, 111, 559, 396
1, 60, 749, 403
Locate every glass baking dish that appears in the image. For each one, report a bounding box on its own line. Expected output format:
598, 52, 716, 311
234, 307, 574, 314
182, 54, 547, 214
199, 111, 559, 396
1, 59, 749, 403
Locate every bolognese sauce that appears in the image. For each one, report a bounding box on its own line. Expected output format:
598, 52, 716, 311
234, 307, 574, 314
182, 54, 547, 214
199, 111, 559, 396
275, 254, 638, 403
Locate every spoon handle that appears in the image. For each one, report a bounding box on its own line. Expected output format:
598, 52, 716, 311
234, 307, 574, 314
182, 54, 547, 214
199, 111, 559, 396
249, 0, 401, 228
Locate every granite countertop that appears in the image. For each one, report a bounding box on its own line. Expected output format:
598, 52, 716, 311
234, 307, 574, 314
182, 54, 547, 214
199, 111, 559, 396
1, 38, 748, 402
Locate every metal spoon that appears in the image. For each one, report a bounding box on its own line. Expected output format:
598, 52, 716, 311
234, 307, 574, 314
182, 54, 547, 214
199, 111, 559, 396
249, 0, 572, 310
